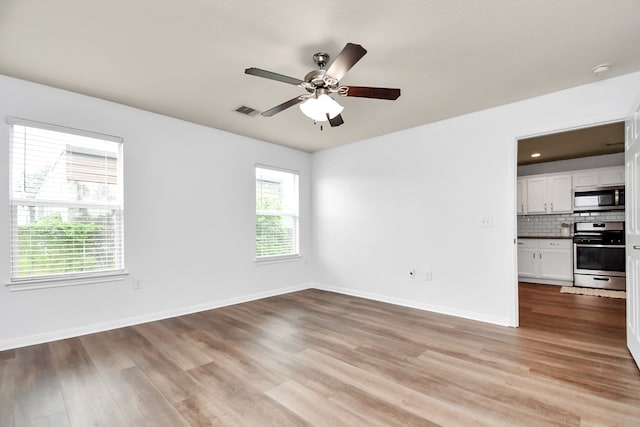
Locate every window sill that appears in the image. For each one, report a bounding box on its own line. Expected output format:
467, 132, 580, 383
255, 255, 303, 265
6, 271, 129, 292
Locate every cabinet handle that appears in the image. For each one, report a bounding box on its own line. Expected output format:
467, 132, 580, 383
539, 253, 542, 259
544, 202, 547, 211
517, 242, 524, 245
521, 204, 524, 213
634, 246, 640, 250
533, 253, 535, 259
550, 243, 559, 246
550, 202, 554, 211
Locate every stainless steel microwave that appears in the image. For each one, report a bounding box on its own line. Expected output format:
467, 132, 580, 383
573, 186, 625, 211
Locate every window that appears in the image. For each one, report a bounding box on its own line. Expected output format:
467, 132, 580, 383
8, 118, 124, 282
255, 166, 299, 260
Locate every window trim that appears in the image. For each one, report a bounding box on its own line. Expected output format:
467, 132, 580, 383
5, 271, 129, 292
255, 164, 300, 262
6, 117, 123, 143
7, 116, 125, 285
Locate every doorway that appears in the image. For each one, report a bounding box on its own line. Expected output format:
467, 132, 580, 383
515, 120, 626, 326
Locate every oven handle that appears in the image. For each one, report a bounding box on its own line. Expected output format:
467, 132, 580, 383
574, 244, 625, 248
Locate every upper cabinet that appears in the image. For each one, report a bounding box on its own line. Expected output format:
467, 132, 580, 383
524, 175, 572, 215
548, 175, 573, 212
572, 166, 625, 189
517, 178, 527, 215
518, 166, 624, 215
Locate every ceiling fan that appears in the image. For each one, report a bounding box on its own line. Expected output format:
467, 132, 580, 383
245, 43, 401, 127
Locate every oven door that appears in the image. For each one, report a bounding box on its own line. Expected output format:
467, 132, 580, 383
573, 244, 626, 277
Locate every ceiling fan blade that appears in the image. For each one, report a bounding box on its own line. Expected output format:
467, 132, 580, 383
325, 43, 367, 81
261, 96, 304, 117
327, 113, 344, 127
245, 67, 304, 86
341, 86, 401, 100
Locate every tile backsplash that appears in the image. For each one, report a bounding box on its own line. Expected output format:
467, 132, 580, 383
517, 211, 625, 237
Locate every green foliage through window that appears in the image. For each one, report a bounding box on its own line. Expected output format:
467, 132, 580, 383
17, 214, 110, 277
256, 167, 299, 258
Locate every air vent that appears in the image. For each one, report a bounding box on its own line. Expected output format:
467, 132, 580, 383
235, 106, 259, 116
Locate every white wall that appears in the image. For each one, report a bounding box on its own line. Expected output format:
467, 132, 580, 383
0, 75, 312, 350
311, 72, 640, 326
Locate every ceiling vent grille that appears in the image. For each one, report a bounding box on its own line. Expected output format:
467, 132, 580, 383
235, 106, 259, 116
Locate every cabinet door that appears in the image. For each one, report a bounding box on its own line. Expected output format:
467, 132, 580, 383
539, 240, 573, 281
547, 175, 573, 213
526, 177, 548, 214
599, 166, 625, 186
517, 178, 527, 215
573, 172, 598, 188
517, 242, 538, 278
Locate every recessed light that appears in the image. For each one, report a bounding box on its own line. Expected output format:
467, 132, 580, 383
592, 63, 611, 76
531, 153, 541, 158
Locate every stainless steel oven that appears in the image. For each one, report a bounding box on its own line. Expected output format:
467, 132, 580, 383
573, 222, 625, 290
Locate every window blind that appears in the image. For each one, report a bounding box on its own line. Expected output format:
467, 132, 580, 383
8, 119, 124, 281
256, 166, 299, 259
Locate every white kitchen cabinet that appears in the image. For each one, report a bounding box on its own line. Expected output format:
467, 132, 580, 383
516, 239, 537, 277
526, 177, 547, 214
523, 174, 572, 214
572, 166, 625, 189
538, 240, 573, 281
517, 178, 527, 215
547, 175, 573, 213
517, 239, 573, 285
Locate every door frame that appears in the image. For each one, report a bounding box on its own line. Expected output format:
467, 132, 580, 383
511, 113, 627, 327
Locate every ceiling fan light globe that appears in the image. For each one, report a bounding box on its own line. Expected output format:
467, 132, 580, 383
299, 95, 343, 122
299, 98, 326, 122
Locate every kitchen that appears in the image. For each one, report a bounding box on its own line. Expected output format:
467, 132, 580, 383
517, 121, 626, 291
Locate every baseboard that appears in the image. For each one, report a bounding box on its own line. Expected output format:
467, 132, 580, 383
0, 282, 313, 351
311, 282, 512, 327
0, 280, 515, 351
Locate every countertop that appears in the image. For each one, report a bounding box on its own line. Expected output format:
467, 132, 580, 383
518, 236, 573, 239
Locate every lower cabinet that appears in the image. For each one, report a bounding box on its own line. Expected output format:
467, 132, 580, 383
517, 239, 573, 286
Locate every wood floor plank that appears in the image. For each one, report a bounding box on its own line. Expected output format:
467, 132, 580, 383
48, 338, 127, 427
294, 348, 493, 426
79, 332, 135, 373
101, 366, 189, 426
114, 327, 200, 405
1, 283, 639, 426
0, 359, 16, 427
188, 360, 307, 427
266, 380, 373, 427
13, 344, 67, 425
134, 321, 213, 371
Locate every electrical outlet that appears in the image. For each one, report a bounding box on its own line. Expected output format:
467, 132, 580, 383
480, 216, 494, 227
133, 279, 143, 290
409, 269, 416, 279
424, 270, 432, 281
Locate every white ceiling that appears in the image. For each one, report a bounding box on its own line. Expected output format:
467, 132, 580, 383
1, 0, 640, 152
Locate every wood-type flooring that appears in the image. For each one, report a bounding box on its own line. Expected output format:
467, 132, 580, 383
1, 282, 639, 426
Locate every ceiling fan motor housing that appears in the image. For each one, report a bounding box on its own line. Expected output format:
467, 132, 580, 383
304, 69, 332, 91
313, 52, 330, 68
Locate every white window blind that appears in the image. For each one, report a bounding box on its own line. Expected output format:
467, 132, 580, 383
256, 166, 299, 259
8, 118, 124, 281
